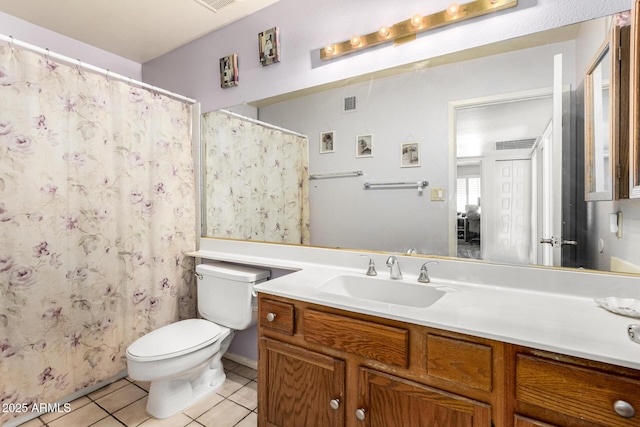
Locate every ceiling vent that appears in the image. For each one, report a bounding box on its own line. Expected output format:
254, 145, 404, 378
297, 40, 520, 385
342, 96, 357, 113
194, 0, 237, 12
493, 138, 537, 151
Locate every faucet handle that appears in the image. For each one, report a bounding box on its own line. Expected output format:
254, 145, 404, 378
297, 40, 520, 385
360, 255, 377, 276
418, 261, 438, 283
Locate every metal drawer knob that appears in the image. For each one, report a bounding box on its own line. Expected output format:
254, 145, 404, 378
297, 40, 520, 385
329, 399, 340, 410
266, 312, 276, 322
613, 400, 635, 418
355, 408, 366, 421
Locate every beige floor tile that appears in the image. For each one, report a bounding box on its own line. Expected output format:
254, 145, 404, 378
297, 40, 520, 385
216, 372, 251, 398
222, 358, 240, 371
134, 380, 150, 392
95, 383, 147, 413
234, 412, 258, 427
137, 412, 194, 427
182, 391, 225, 419
92, 415, 128, 426
16, 417, 44, 426
228, 382, 257, 411
195, 400, 250, 427
232, 365, 257, 381
112, 396, 150, 426
47, 402, 108, 427
39, 396, 91, 423
88, 378, 130, 400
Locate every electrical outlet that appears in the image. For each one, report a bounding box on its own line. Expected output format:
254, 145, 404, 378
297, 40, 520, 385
431, 187, 445, 201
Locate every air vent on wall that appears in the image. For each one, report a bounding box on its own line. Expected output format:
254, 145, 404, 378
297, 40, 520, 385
493, 138, 537, 151
342, 96, 357, 113
194, 0, 237, 12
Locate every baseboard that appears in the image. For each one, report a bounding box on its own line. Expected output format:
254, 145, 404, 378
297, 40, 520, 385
224, 352, 258, 370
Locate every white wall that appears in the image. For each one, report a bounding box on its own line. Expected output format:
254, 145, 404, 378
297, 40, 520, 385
0, 11, 142, 79
142, 0, 632, 112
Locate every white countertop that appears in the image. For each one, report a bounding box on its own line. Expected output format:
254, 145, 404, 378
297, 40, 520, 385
190, 240, 640, 370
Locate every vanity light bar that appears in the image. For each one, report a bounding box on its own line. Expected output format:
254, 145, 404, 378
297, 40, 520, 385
321, 0, 518, 60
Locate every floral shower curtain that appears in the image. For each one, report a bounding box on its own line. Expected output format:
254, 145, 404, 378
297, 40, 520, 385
0, 45, 196, 424
202, 110, 310, 245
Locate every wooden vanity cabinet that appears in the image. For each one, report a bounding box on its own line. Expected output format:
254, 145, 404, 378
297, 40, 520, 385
258, 294, 640, 427
513, 347, 640, 427
258, 294, 508, 427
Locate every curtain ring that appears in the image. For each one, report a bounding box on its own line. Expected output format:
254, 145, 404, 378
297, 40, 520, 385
75, 58, 82, 74
8, 35, 14, 52
105, 69, 110, 82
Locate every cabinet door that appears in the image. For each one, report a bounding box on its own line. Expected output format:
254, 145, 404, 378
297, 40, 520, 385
259, 337, 345, 427
515, 415, 557, 427
357, 368, 491, 427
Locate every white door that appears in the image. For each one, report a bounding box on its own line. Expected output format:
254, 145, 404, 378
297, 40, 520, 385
537, 54, 568, 266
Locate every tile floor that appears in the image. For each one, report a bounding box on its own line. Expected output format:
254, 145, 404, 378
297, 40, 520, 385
18, 359, 257, 427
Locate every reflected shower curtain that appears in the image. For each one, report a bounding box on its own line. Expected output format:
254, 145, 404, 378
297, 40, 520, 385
0, 45, 196, 424
202, 110, 310, 244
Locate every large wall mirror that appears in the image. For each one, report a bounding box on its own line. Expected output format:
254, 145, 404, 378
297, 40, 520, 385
202, 11, 640, 276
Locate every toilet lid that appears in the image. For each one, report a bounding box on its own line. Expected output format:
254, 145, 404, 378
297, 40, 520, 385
127, 319, 221, 362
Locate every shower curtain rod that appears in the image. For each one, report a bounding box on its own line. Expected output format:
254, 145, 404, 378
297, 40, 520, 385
219, 109, 307, 138
0, 34, 197, 105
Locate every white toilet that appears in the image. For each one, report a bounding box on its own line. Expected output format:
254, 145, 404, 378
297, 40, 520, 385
126, 262, 270, 419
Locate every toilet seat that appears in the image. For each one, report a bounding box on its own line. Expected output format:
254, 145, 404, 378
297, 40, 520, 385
126, 319, 221, 362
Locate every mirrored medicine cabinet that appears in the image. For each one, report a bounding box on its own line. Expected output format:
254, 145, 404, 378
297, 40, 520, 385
584, 24, 630, 201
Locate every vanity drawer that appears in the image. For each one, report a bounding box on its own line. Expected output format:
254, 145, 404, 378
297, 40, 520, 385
516, 354, 640, 426
259, 299, 294, 335
427, 334, 492, 392
302, 309, 409, 367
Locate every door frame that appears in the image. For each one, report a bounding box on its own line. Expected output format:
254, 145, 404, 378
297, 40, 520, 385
448, 87, 554, 258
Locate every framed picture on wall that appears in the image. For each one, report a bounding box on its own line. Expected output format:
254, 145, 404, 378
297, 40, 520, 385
219, 54, 239, 88
258, 27, 281, 66
400, 142, 420, 167
320, 131, 335, 153
356, 134, 373, 158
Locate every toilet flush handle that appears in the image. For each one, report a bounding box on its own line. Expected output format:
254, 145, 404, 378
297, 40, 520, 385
195, 272, 203, 280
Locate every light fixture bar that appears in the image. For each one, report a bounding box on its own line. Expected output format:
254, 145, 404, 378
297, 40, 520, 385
321, 0, 518, 60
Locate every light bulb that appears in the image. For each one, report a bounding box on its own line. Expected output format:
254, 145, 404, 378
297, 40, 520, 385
447, 2, 460, 17
324, 45, 335, 55
378, 25, 390, 38
410, 14, 422, 28
350, 35, 362, 47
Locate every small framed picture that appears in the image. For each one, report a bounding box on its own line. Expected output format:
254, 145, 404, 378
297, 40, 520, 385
356, 134, 373, 158
220, 54, 239, 88
258, 27, 281, 66
320, 131, 335, 154
400, 142, 420, 167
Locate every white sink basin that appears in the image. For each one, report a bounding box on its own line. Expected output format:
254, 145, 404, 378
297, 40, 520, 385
317, 274, 446, 308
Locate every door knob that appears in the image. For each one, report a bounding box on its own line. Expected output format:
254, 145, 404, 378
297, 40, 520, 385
266, 312, 276, 322
355, 408, 366, 421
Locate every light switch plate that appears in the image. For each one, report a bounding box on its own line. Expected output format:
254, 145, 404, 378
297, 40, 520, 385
431, 187, 445, 201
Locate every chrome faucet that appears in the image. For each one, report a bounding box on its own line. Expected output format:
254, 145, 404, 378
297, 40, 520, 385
360, 255, 377, 276
386, 256, 402, 279
418, 261, 438, 283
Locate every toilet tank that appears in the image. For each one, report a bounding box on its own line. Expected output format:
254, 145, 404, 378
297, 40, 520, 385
196, 262, 270, 330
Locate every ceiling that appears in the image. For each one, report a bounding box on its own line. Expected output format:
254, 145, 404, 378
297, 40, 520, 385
0, 0, 279, 63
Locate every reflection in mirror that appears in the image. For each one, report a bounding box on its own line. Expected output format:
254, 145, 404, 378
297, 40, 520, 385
585, 37, 612, 200
202, 13, 640, 276
201, 110, 310, 244
584, 23, 630, 201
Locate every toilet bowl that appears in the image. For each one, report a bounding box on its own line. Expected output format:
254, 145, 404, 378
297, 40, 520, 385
125, 262, 269, 419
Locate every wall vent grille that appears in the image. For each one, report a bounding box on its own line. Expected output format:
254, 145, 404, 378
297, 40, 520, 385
194, 0, 236, 12
343, 96, 357, 113
494, 138, 537, 151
